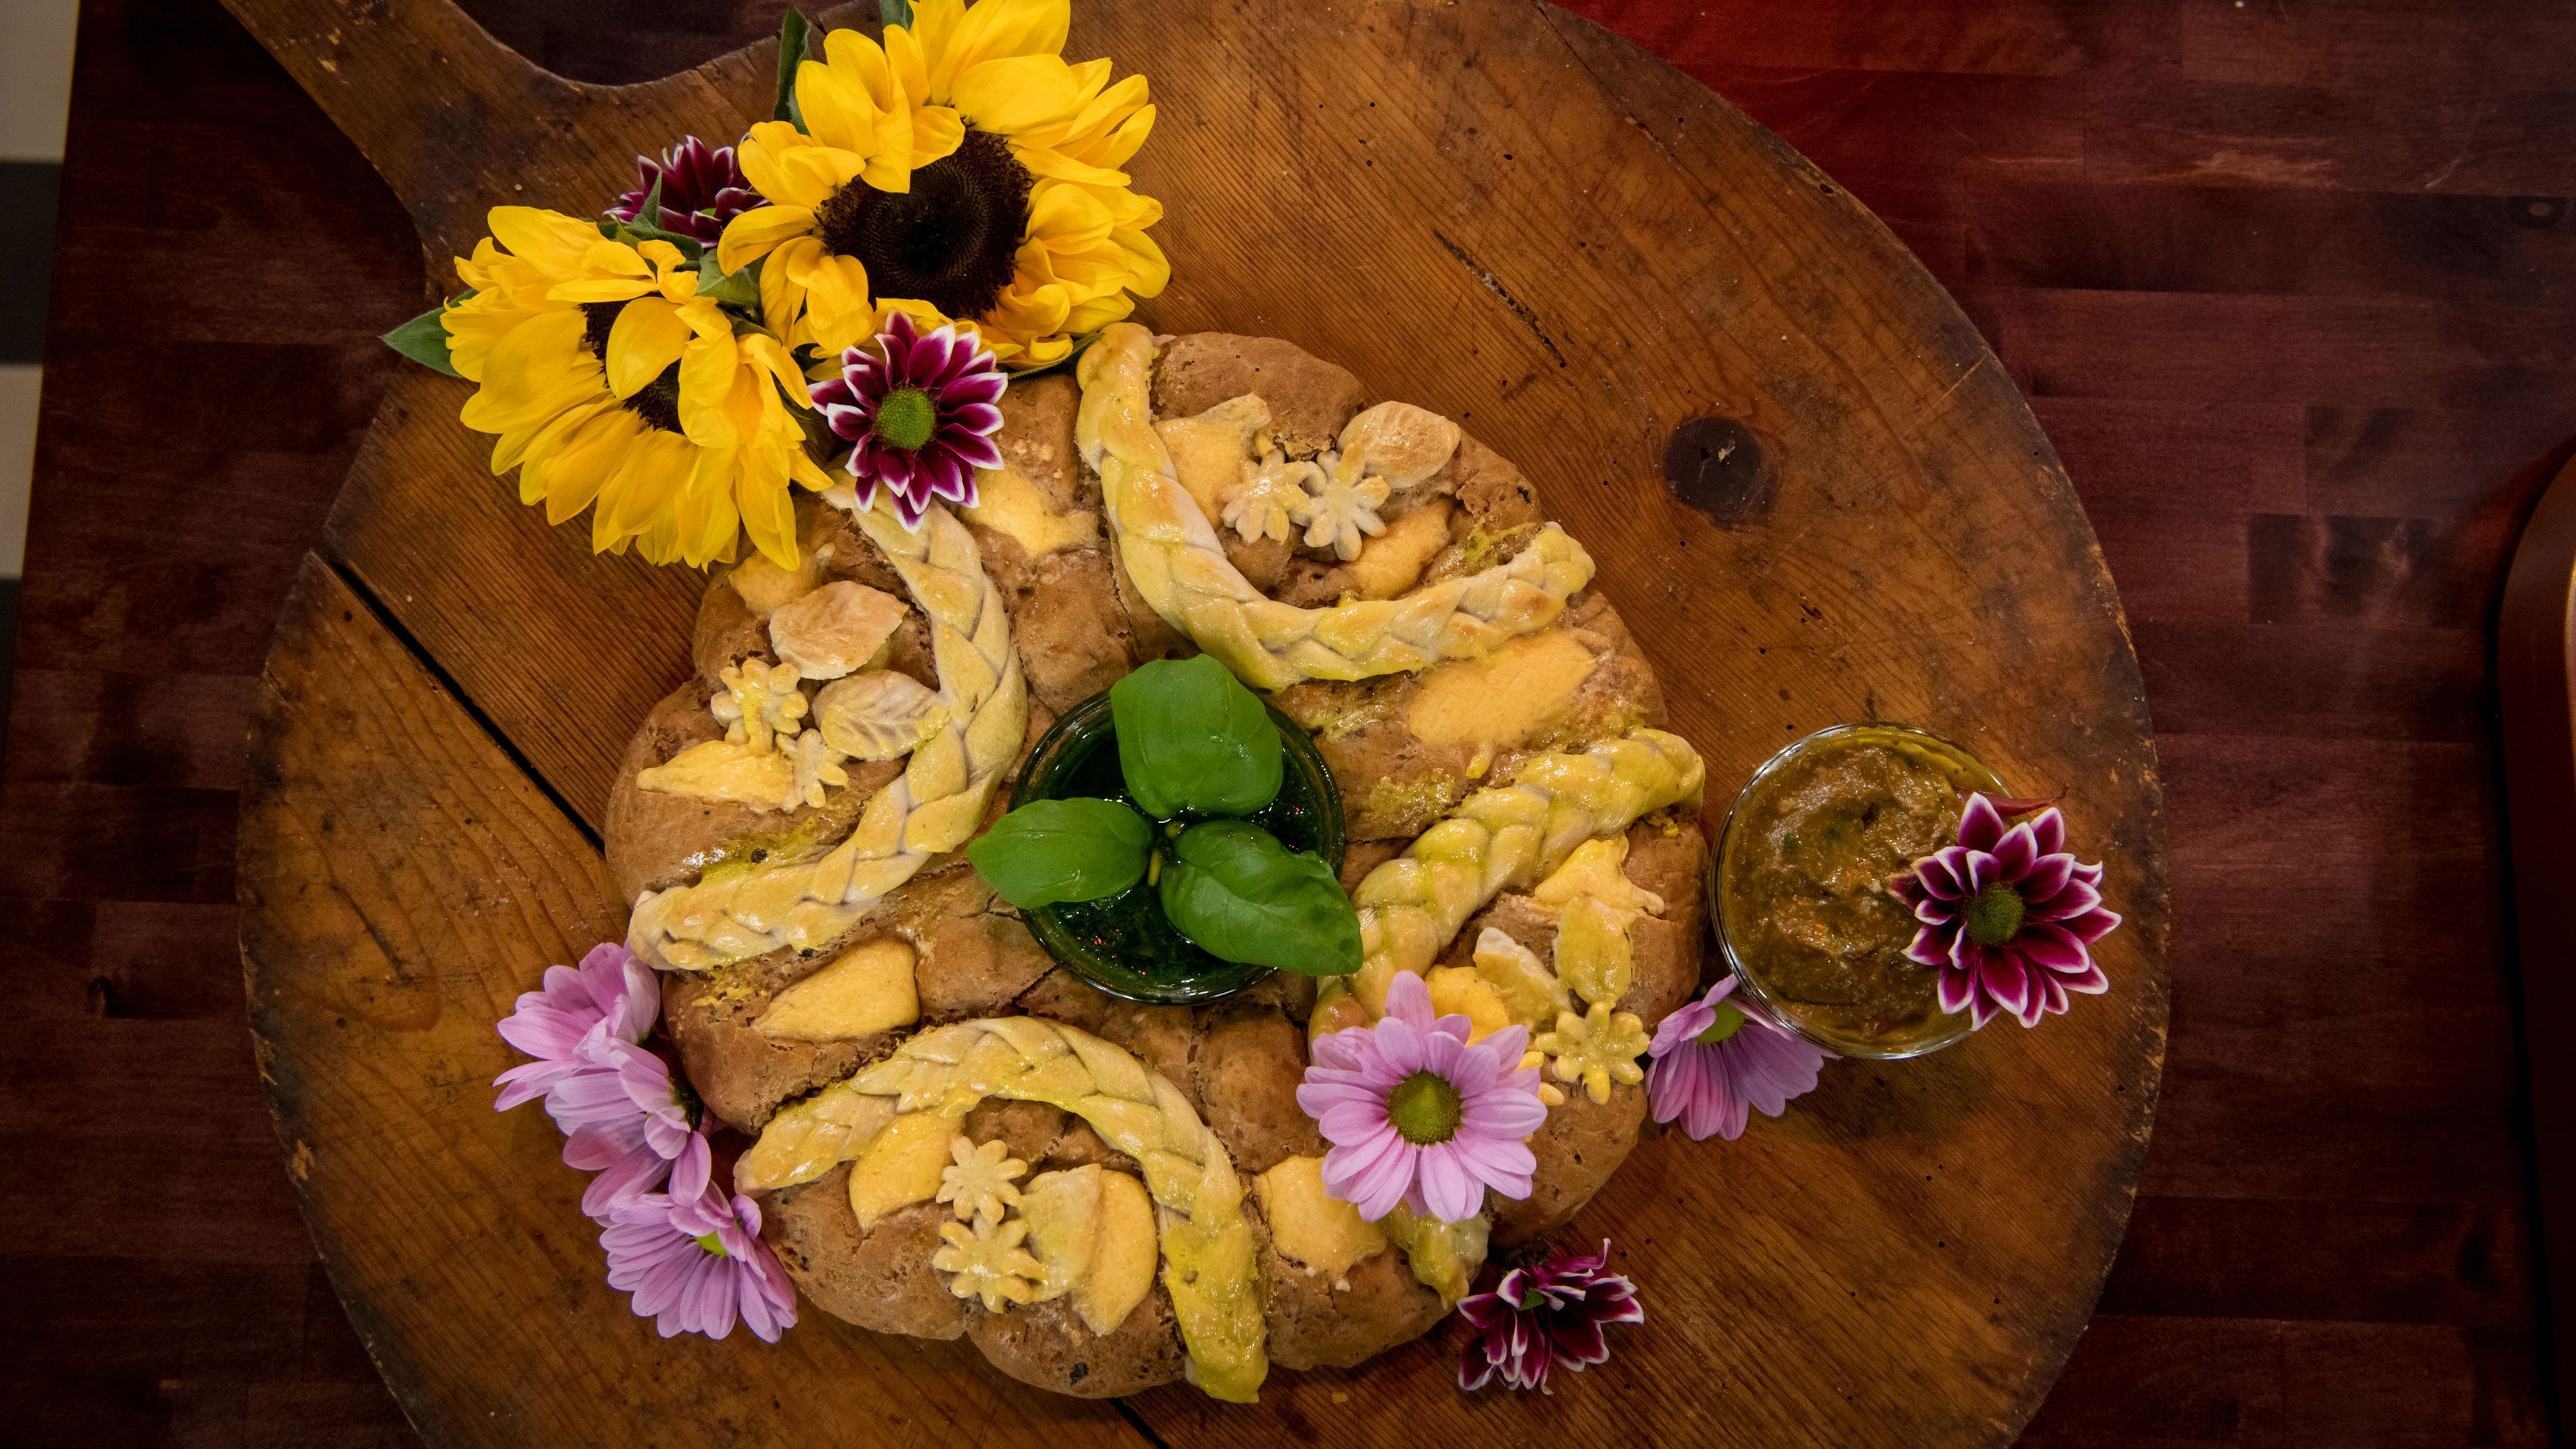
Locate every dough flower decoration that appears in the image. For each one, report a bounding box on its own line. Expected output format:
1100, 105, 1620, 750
933, 1213, 1049, 1311
1644, 975, 1831, 1141
426, 205, 836, 569
1890, 794, 2121, 1030
605, 135, 766, 245
937, 1135, 1028, 1223
600, 1182, 798, 1343
811, 311, 1006, 526
492, 942, 656, 1111
716, 0, 1168, 367
1455, 1238, 1644, 1394
1296, 971, 1550, 1222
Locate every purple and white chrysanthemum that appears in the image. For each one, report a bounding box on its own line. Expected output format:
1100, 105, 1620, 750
1457, 1238, 1645, 1393
1296, 972, 1550, 1222
1889, 794, 2122, 1030
603, 135, 762, 246
600, 1182, 798, 1343
810, 312, 1006, 527
1644, 976, 1831, 1141
492, 943, 656, 1112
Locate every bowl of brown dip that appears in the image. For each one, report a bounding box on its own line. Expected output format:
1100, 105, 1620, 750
1712, 723, 2005, 1059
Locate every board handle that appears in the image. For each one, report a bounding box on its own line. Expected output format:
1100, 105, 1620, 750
218, 0, 874, 264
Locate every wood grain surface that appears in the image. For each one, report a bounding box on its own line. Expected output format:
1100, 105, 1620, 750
218, 0, 2167, 1443
8, 0, 2559, 1446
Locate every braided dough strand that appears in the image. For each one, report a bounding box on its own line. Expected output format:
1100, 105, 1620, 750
1311, 727, 1707, 1032
626, 495, 1029, 971
739, 1017, 1269, 1402
1076, 324, 1597, 691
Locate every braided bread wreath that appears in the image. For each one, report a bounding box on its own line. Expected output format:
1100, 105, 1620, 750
603, 322, 1711, 1401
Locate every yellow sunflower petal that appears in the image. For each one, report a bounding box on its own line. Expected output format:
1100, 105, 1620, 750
935, 0, 1071, 100
799, 252, 881, 354
599, 429, 699, 541
605, 297, 690, 398
737, 122, 842, 211
950, 53, 1082, 135
1024, 179, 1113, 252
1012, 142, 1130, 188
718, 204, 821, 277
736, 452, 801, 570
676, 331, 745, 448
532, 408, 647, 525
487, 206, 603, 276
495, 394, 610, 476
758, 235, 823, 340
911, 105, 967, 169
798, 50, 885, 160
1114, 226, 1170, 296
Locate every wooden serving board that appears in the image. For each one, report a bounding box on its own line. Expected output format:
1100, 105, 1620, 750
227, 1, 2171, 1444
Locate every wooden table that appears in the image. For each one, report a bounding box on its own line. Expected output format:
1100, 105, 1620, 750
222, 0, 2165, 1444
10, 0, 2560, 1445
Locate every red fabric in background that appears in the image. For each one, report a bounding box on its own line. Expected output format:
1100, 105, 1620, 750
10, 0, 2566, 1442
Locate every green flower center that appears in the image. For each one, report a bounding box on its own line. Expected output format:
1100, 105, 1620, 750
1695, 1002, 1748, 1046
1387, 1068, 1463, 1146
874, 386, 938, 452
816, 127, 1032, 322
692, 1231, 730, 1258
1964, 883, 2026, 946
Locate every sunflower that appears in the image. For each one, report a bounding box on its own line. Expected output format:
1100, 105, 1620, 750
443, 206, 834, 568
716, 0, 1166, 369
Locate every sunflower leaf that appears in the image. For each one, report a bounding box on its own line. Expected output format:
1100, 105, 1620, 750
381, 301, 462, 378
774, 9, 812, 126
879, 0, 916, 28
636, 174, 665, 232
697, 253, 762, 310
606, 220, 704, 260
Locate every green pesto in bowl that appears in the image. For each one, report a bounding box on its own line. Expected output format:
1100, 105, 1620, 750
1012, 689, 1344, 1003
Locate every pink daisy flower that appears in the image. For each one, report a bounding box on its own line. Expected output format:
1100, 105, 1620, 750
551, 1037, 709, 1220
600, 1182, 798, 1343
1645, 976, 1831, 1141
810, 312, 1006, 528
1889, 794, 2122, 1030
1457, 1238, 1645, 1393
1296, 972, 1550, 1223
492, 943, 656, 1112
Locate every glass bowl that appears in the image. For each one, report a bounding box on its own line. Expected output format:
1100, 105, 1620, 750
1710, 722, 2005, 1060
1010, 688, 1345, 1004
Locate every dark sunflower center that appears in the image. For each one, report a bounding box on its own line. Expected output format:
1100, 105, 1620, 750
579, 302, 683, 434
815, 128, 1031, 322
1387, 1068, 1463, 1147
1964, 883, 2026, 947
873, 386, 937, 450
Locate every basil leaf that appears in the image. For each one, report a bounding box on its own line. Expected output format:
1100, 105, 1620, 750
381, 299, 464, 377
773, 9, 812, 124
1159, 821, 1362, 976
969, 797, 1152, 909
1110, 655, 1282, 819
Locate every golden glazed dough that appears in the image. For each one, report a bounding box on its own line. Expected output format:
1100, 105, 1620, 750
597, 333, 1711, 1399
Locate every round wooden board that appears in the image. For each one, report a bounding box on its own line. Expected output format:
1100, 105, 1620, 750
229, 1, 2170, 1444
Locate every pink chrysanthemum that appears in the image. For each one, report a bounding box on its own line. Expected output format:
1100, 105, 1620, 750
810, 312, 1006, 528
1645, 976, 1831, 1141
1457, 1238, 1644, 1393
1889, 794, 2122, 1030
492, 943, 656, 1112
600, 1182, 798, 1343
550, 1037, 709, 1220
1296, 972, 1550, 1222
603, 135, 762, 246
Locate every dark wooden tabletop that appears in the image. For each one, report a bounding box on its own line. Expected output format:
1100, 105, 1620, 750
8, 0, 2566, 1443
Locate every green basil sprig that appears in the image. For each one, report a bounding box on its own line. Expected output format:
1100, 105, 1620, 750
1111, 655, 1282, 819
967, 798, 1151, 908
969, 656, 1361, 978
1159, 821, 1363, 977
